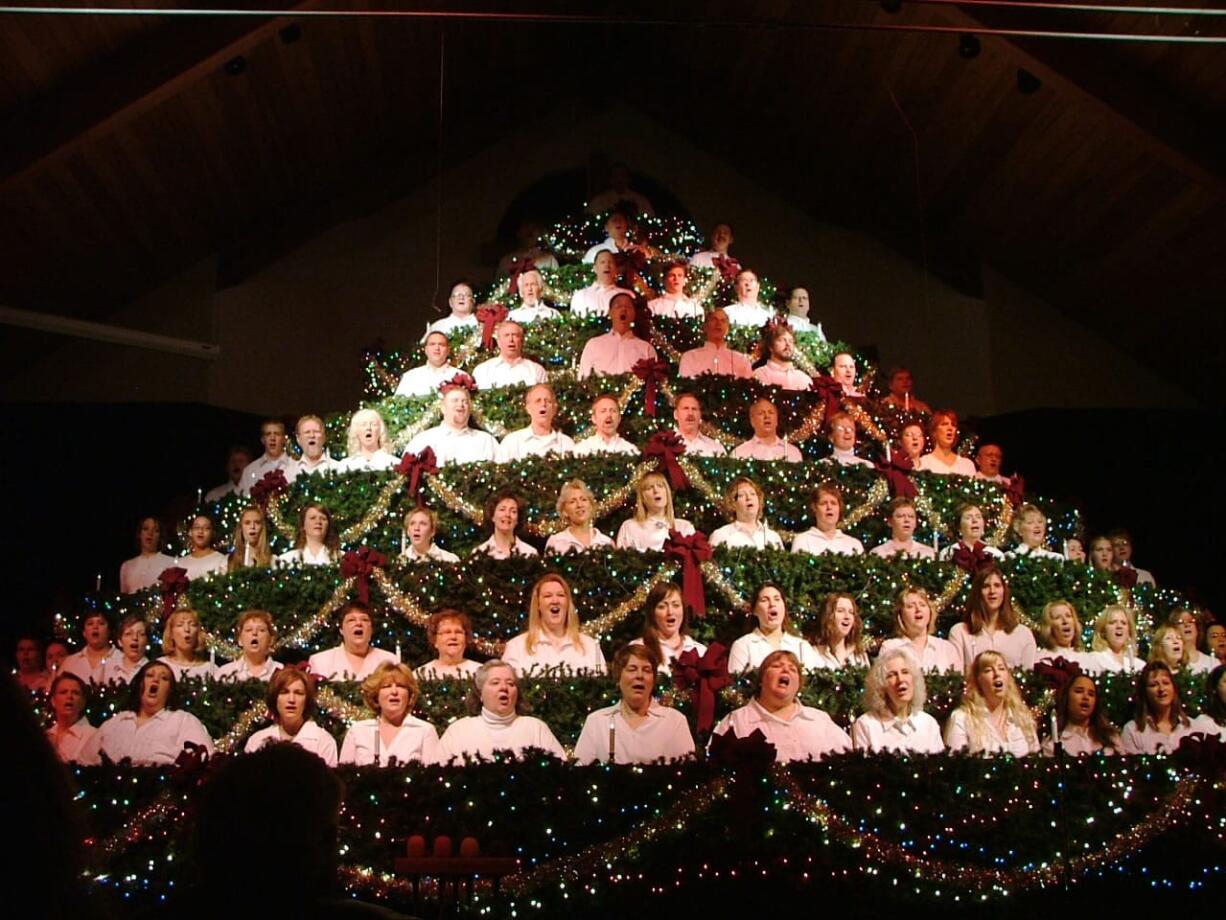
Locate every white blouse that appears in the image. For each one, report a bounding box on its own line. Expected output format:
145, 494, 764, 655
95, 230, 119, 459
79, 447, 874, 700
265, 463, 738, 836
878, 637, 963, 673
400, 542, 461, 564
790, 528, 864, 557
727, 630, 821, 675
1081, 649, 1146, 675
615, 517, 696, 552
917, 453, 977, 476
573, 702, 696, 764
629, 635, 707, 677
215, 657, 284, 682
335, 449, 400, 473
713, 700, 852, 763
119, 552, 177, 594
46, 718, 100, 765
157, 657, 217, 682
245, 719, 338, 766
94, 709, 215, 765
415, 659, 482, 680
1190, 714, 1226, 740
851, 711, 945, 754
178, 551, 228, 581
276, 545, 334, 567
943, 708, 1038, 756
1119, 718, 1198, 755
339, 716, 442, 766
813, 647, 870, 670
947, 622, 1037, 672
437, 711, 566, 763
501, 631, 607, 676
869, 540, 936, 560
709, 521, 784, 551
1041, 725, 1115, 757
62, 647, 126, 685
307, 646, 399, 681
544, 528, 615, 555
471, 536, 539, 560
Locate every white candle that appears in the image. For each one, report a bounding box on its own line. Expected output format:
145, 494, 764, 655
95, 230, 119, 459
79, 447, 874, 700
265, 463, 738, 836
608, 716, 617, 764
1050, 708, 1060, 748
885, 442, 891, 464
933, 532, 940, 554
395, 642, 402, 663
95, 573, 102, 592
197, 487, 203, 504
209, 645, 216, 666
904, 392, 910, 412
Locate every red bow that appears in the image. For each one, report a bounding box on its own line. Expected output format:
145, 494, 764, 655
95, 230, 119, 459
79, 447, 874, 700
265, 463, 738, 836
633, 358, 669, 417
809, 375, 843, 419
396, 447, 438, 503
158, 567, 190, 617
340, 547, 388, 605
475, 304, 508, 350
643, 431, 689, 491
663, 530, 714, 619
1005, 473, 1026, 508
439, 372, 477, 395
1113, 565, 1139, 590
951, 541, 993, 575
712, 254, 741, 284
708, 726, 777, 768
507, 256, 536, 297
1176, 732, 1226, 772
672, 643, 730, 735
250, 469, 289, 510
873, 456, 917, 499
1034, 655, 1082, 691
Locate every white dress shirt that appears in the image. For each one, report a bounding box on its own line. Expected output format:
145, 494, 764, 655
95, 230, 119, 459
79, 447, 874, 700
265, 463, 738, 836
335, 449, 399, 473
111, 656, 149, 685
709, 521, 784, 550
1119, 718, 1198, 755
944, 708, 1038, 756
289, 454, 337, 481
878, 637, 963, 673
276, 545, 334, 567
647, 294, 703, 319
339, 716, 442, 766
157, 657, 217, 682
677, 343, 752, 379
471, 536, 539, 559
1189, 650, 1219, 674
727, 630, 822, 674
1190, 714, 1226, 740
787, 315, 825, 337
938, 541, 1005, 563
675, 428, 727, 457
395, 362, 461, 397
120, 553, 177, 594
496, 427, 577, 462
714, 700, 852, 763
400, 542, 461, 564
688, 250, 722, 268
203, 481, 240, 503
573, 702, 696, 764
947, 622, 1037, 672
62, 647, 126, 685
216, 657, 284, 682
415, 659, 482, 680
471, 355, 549, 389
239, 453, 297, 496
501, 631, 607, 675
852, 711, 945, 754
1041, 725, 1114, 757
813, 647, 870, 670
437, 711, 566, 763
95, 709, 216, 765
404, 424, 499, 467
506, 303, 563, 323
573, 433, 640, 456
47, 718, 100, 765
752, 361, 812, 390
917, 453, 978, 476
791, 528, 865, 557
578, 330, 658, 379
179, 551, 228, 581
570, 283, 634, 318
721, 302, 775, 327
732, 436, 803, 463
1082, 649, 1146, 674
426, 314, 479, 337
1006, 544, 1066, 562
245, 719, 338, 766
827, 447, 875, 469
615, 517, 696, 552
629, 635, 707, 676
544, 528, 615, 555
307, 645, 399, 681
870, 539, 936, 560
582, 238, 621, 263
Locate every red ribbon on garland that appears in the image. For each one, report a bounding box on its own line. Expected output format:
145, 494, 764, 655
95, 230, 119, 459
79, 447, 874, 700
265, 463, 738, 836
439, 371, 477, 395
632, 357, 669, 417
712, 254, 742, 284
872, 456, 917, 499
951, 541, 993, 575
475, 304, 508, 350
396, 447, 438, 505
507, 256, 536, 296
809, 374, 844, 419
1034, 655, 1082, 690
708, 726, 777, 768
663, 530, 714, 619
158, 567, 190, 618
340, 547, 388, 605
1176, 732, 1226, 772
1113, 565, 1139, 590
643, 431, 689, 491
672, 642, 730, 734
250, 469, 289, 510
1005, 473, 1026, 509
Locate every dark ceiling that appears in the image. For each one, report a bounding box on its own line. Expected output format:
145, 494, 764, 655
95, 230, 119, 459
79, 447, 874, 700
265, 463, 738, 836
1, 0, 1223, 399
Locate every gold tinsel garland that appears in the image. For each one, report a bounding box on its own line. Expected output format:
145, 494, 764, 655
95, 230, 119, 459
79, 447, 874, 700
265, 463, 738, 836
841, 477, 890, 528
788, 398, 828, 443
844, 402, 887, 446
337, 476, 407, 545
583, 563, 679, 637
266, 491, 298, 542
317, 683, 371, 724
700, 560, 749, 609
390, 404, 444, 450
372, 568, 504, 657
279, 576, 359, 650
571, 375, 643, 442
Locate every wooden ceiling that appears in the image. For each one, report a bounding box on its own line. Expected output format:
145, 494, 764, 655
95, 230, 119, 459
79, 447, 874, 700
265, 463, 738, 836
0, 1, 1222, 398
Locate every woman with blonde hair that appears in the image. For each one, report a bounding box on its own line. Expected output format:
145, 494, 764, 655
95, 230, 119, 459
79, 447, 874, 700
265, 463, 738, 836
877, 586, 962, 673
709, 476, 784, 550
1033, 600, 1087, 667
812, 593, 870, 669
339, 662, 441, 765
228, 505, 272, 571
1147, 624, 1189, 671
244, 667, 337, 766
276, 502, 339, 566
1084, 605, 1145, 673
616, 471, 695, 552
943, 651, 1039, 755
501, 573, 606, 675
157, 606, 216, 681
1007, 504, 1063, 561
544, 479, 614, 554
336, 408, 398, 472
852, 648, 944, 754
400, 506, 460, 563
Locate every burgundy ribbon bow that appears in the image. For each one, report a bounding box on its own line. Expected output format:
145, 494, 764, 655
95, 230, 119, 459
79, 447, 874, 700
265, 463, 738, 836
672, 643, 730, 735
475, 304, 508, 350
809, 374, 844, 419
873, 456, 917, 499
340, 547, 388, 605
396, 447, 438, 504
507, 256, 536, 297
1005, 473, 1026, 509
616, 246, 648, 276
1113, 565, 1139, 590
663, 530, 714, 619
173, 740, 211, 776
643, 431, 689, 491
250, 469, 289, 510
633, 358, 670, 417
158, 566, 190, 617
712, 254, 742, 284
439, 371, 477, 395
708, 726, 777, 768
1176, 732, 1226, 772
1034, 655, 1083, 691
951, 541, 993, 575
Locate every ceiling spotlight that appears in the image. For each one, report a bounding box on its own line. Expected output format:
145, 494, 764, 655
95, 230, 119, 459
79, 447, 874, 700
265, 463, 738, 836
279, 23, 302, 44
1017, 68, 1042, 95
224, 55, 247, 77
880, 0, 903, 13
958, 34, 981, 59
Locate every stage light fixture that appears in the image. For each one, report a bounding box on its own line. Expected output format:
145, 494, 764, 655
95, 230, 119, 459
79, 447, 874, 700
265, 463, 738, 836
958, 33, 981, 59
1017, 68, 1041, 94
279, 23, 302, 44
224, 56, 247, 77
